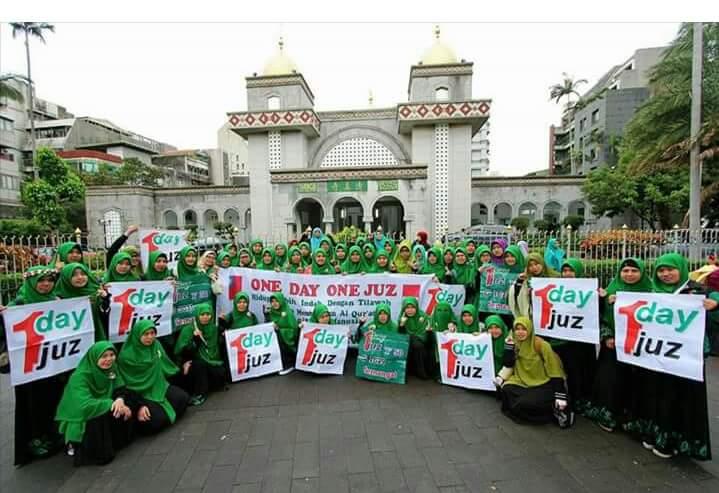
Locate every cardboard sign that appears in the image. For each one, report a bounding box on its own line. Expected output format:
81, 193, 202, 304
225, 323, 283, 381
355, 330, 409, 384
436, 331, 495, 391
173, 280, 212, 333
139, 228, 188, 271
478, 267, 518, 314
421, 283, 466, 317
295, 323, 349, 375
106, 281, 174, 342
531, 277, 600, 344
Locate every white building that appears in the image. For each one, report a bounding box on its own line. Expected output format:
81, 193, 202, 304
470, 120, 490, 177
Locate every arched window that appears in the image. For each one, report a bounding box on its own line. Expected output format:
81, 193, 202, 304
163, 210, 178, 228
203, 209, 218, 228
184, 210, 197, 226
224, 208, 240, 226
519, 202, 537, 222
471, 203, 488, 226
494, 203, 512, 226
543, 201, 562, 225
435, 87, 449, 101
267, 96, 280, 110
102, 210, 122, 248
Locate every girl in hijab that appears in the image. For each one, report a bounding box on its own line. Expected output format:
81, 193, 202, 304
249, 239, 264, 266
373, 227, 385, 251
54, 263, 108, 342
392, 240, 414, 274
121, 245, 144, 279
319, 236, 334, 259
625, 253, 714, 460
310, 227, 323, 252
451, 247, 477, 304
430, 302, 457, 333
360, 303, 398, 337
457, 304, 480, 335
220, 292, 259, 330
309, 303, 332, 324
274, 243, 288, 269
498, 317, 570, 427
420, 247, 448, 282
476, 245, 492, 266
398, 297, 432, 379
341, 246, 365, 274
372, 251, 392, 273
442, 247, 455, 272
258, 247, 277, 271
299, 242, 312, 265
306, 249, 334, 275
508, 252, 558, 320
4, 267, 65, 465
143, 251, 173, 281
216, 251, 232, 270
490, 239, 508, 267
223, 243, 240, 266
362, 243, 376, 273
198, 250, 218, 274
586, 257, 653, 434
411, 244, 426, 273
544, 238, 565, 273
55, 241, 85, 270
265, 292, 299, 375
333, 243, 347, 272
285, 246, 306, 273
55, 341, 133, 466
383, 238, 397, 260
174, 303, 226, 406
103, 252, 140, 284
175, 246, 209, 283
238, 248, 253, 268
118, 320, 189, 434
484, 315, 509, 376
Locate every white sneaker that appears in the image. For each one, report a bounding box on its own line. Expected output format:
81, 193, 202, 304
652, 447, 674, 459
279, 367, 294, 376
642, 441, 654, 450
66, 444, 75, 457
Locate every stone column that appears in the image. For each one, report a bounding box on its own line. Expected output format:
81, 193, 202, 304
323, 219, 334, 235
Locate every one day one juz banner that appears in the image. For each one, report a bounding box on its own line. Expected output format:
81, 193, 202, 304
138, 228, 188, 272
106, 281, 175, 342
295, 323, 350, 375
530, 277, 600, 344
436, 331, 496, 391
224, 323, 283, 382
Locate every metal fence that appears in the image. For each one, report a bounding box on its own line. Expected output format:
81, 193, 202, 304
1, 228, 718, 304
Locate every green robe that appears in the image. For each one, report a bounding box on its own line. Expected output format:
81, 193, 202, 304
269, 292, 299, 349
399, 297, 430, 342
174, 303, 224, 366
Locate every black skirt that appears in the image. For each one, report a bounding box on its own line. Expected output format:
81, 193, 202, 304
585, 345, 633, 429
553, 341, 597, 413
501, 381, 555, 424
406, 335, 434, 380
73, 411, 134, 467
130, 385, 189, 435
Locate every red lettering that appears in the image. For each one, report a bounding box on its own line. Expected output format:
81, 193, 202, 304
112, 288, 137, 337
440, 338, 458, 378
229, 276, 243, 301
424, 287, 441, 315
618, 300, 649, 354
141, 232, 159, 253
250, 279, 282, 292
13, 311, 44, 373
230, 333, 249, 374
533, 284, 556, 328
301, 328, 321, 365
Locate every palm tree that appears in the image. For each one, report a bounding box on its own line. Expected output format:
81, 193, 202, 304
549, 72, 588, 113
10, 22, 55, 179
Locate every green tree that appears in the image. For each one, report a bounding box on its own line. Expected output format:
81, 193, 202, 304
21, 147, 85, 231
115, 157, 165, 186
510, 217, 530, 231
562, 215, 585, 230
80, 163, 122, 186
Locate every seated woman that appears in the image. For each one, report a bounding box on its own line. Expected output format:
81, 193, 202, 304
499, 317, 571, 428
457, 304, 480, 335
359, 303, 398, 338
341, 246, 365, 274
220, 291, 259, 330
174, 303, 226, 406
398, 297, 432, 379
306, 250, 334, 275
55, 342, 133, 466
266, 292, 300, 375
118, 320, 189, 435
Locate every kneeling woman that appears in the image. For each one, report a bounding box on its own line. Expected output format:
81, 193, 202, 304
499, 317, 571, 427
398, 297, 433, 379
266, 292, 300, 375
175, 304, 227, 406
118, 320, 189, 435
55, 342, 133, 466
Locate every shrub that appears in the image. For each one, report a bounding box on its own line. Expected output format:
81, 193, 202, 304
510, 217, 530, 231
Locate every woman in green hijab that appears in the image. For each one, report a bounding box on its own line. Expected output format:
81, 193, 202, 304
308, 249, 334, 275
258, 247, 277, 271
430, 302, 457, 333
309, 303, 332, 324
118, 320, 188, 434
299, 242, 312, 265
54, 262, 108, 342
333, 243, 347, 272
361, 243, 377, 273
220, 292, 259, 330
249, 239, 264, 266
174, 246, 209, 283
265, 292, 299, 374
284, 246, 306, 273
143, 252, 173, 280
499, 316, 570, 427
103, 252, 141, 283
274, 243, 288, 269
216, 251, 232, 270
392, 240, 414, 274
223, 243, 240, 266
121, 245, 144, 278
55, 341, 133, 466
174, 303, 226, 406
7, 267, 66, 465
483, 315, 508, 376
54, 241, 84, 269
238, 248, 253, 268
411, 244, 426, 273
458, 304, 480, 335
372, 251, 392, 273
398, 297, 432, 379
420, 247, 447, 282
360, 303, 398, 336
451, 247, 477, 303
586, 257, 652, 433
341, 246, 365, 274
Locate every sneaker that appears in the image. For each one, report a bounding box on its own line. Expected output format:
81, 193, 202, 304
279, 367, 294, 376
598, 423, 614, 433
189, 394, 207, 406
555, 409, 574, 429
66, 444, 75, 457
652, 446, 674, 459
642, 440, 654, 450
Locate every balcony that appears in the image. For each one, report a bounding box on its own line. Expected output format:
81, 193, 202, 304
227, 109, 320, 137
396, 100, 491, 135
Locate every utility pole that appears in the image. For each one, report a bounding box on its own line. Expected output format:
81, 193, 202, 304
689, 23, 703, 259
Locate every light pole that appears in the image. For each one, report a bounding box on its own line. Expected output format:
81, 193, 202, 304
689, 22, 703, 259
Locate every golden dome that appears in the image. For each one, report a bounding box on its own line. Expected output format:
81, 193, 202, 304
262, 37, 298, 76
420, 25, 458, 65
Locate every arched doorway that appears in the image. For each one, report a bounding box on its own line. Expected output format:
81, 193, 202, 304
372, 197, 405, 237
494, 203, 512, 225
471, 203, 488, 226
224, 208, 240, 227
295, 198, 324, 232
203, 209, 219, 230
333, 198, 363, 231
518, 202, 537, 224
163, 210, 178, 228
183, 209, 197, 227
543, 201, 562, 226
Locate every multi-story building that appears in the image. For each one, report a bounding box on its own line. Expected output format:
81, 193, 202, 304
216, 122, 249, 185
550, 47, 665, 175
152, 149, 213, 186
470, 120, 490, 177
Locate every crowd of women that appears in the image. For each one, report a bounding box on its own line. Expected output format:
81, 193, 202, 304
1, 224, 718, 468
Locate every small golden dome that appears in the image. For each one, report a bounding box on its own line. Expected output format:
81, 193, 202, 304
420, 25, 458, 65
262, 37, 298, 76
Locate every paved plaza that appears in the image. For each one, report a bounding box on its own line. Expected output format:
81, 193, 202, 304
1, 355, 718, 493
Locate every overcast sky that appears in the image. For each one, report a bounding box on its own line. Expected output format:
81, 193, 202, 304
0, 22, 680, 175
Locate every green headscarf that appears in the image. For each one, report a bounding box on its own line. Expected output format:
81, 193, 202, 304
507, 316, 564, 388
366, 303, 398, 333
311, 249, 334, 275
652, 253, 690, 294
411, 244, 426, 271
458, 304, 479, 334
503, 245, 527, 274
103, 252, 141, 283
175, 303, 223, 366
249, 239, 264, 264
55, 341, 123, 443
230, 292, 258, 328
372, 251, 392, 273
561, 258, 585, 278
269, 292, 299, 349
476, 244, 492, 265
12, 266, 57, 305
452, 247, 476, 287
382, 238, 397, 259
310, 303, 332, 324
144, 251, 170, 280
56, 242, 84, 265
442, 247, 455, 268
525, 252, 559, 279
334, 243, 347, 265
420, 247, 446, 279
238, 248, 253, 268
121, 245, 143, 278
117, 320, 179, 423
222, 244, 240, 266
602, 258, 654, 332
285, 246, 305, 273
362, 244, 376, 273
318, 236, 335, 261
53, 262, 100, 299
274, 243, 288, 268
484, 314, 509, 374
299, 242, 312, 264
175, 246, 208, 282
216, 251, 231, 270
400, 297, 430, 342
431, 302, 457, 331
258, 247, 276, 271
393, 240, 414, 274
464, 239, 478, 260
341, 246, 365, 274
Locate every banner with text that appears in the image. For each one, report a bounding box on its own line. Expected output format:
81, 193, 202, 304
295, 323, 349, 375
530, 277, 600, 344
355, 330, 409, 384
614, 292, 706, 382
478, 267, 518, 315
173, 280, 213, 334
225, 323, 282, 381
106, 281, 174, 343
421, 283, 466, 317
2, 297, 95, 386
139, 228, 188, 271
436, 331, 495, 391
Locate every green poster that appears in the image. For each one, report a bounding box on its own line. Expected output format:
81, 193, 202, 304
355, 331, 409, 384
173, 280, 213, 333
478, 267, 518, 315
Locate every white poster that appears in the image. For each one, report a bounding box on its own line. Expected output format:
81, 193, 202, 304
421, 282, 466, 317
436, 331, 495, 391
224, 323, 282, 381
530, 277, 600, 344
295, 323, 349, 375
138, 228, 188, 271
106, 281, 174, 342
2, 297, 95, 386
614, 292, 706, 382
